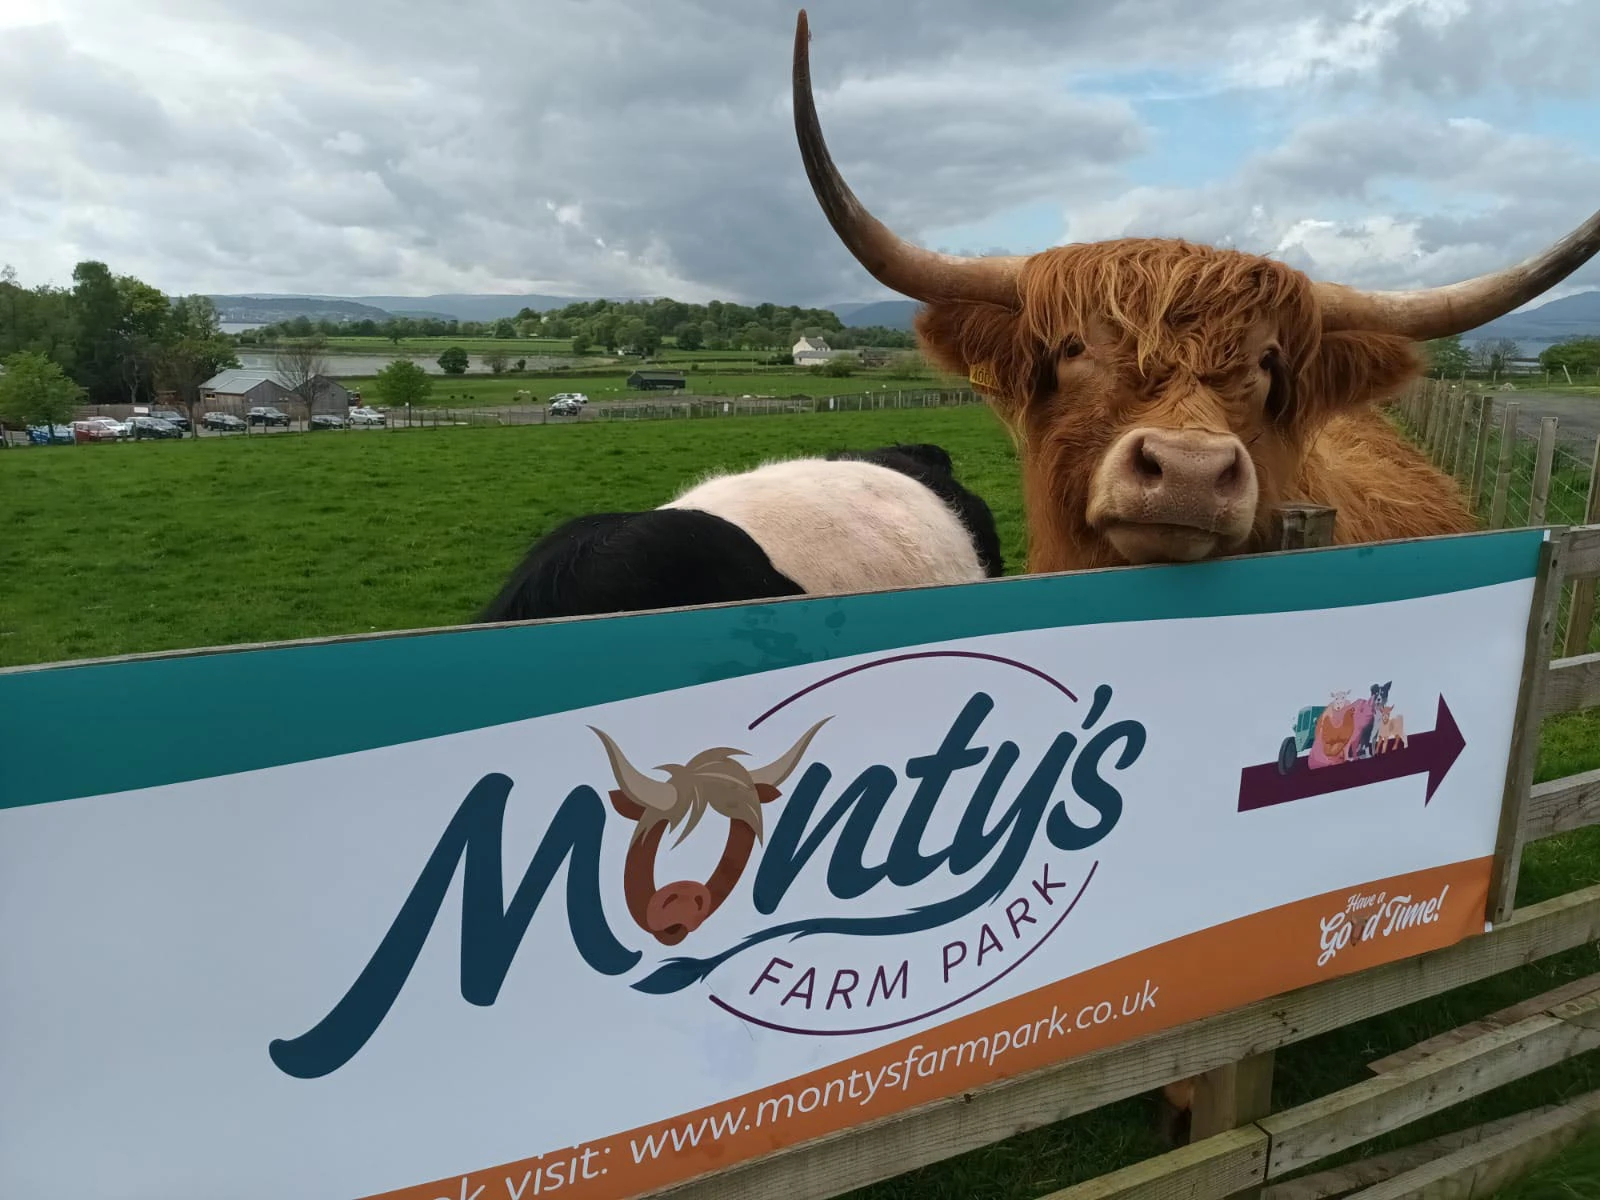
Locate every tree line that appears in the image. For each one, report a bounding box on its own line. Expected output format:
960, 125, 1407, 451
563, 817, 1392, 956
244, 295, 919, 356
0, 261, 238, 432
1422, 333, 1600, 379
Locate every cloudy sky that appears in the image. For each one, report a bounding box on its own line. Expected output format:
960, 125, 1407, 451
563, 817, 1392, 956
2, 0, 1597, 308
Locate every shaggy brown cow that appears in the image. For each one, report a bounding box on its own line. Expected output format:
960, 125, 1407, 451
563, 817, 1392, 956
789, 7, 1600, 1137
790, 10, 1600, 575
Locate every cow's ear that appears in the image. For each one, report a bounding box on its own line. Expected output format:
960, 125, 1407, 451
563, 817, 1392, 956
914, 301, 1039, 424
1306, 331, 1421, 418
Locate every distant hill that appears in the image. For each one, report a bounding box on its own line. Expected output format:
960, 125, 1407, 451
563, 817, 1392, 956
1471, 289, 1600, 343
206, 292, 617, 325
837, 299, 919, 330
207, 295, 423, 324
348, 293, 614, 321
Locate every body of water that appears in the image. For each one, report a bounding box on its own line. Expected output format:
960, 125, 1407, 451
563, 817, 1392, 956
232, 349, 582, 377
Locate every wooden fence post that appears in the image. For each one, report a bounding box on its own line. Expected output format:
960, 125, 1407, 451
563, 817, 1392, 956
1562, 437, 1600, 657
1471, 395, 1494, 510
1490, 403, 1520, 529
1528, 417, 1559, 528
1487, 533, 1566, 925
1440, 392, 1463, 464
1454, 395, 1477, 479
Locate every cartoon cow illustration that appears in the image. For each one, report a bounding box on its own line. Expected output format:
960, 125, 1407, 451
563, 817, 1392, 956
589, 717, 831, 946
1375, 703, 1408, 754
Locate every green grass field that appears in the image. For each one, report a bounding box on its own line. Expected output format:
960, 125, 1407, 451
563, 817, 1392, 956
3, 407, 1598, 1197
347, 366, 949, 406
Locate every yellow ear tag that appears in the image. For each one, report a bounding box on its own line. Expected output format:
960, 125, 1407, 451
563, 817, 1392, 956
968, 362, 1001, 395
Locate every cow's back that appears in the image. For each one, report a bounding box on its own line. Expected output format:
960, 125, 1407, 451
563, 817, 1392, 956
663, 457, 988, 597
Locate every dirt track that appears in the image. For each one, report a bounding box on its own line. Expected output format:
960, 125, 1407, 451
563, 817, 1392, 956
1485, 390, 1600, 451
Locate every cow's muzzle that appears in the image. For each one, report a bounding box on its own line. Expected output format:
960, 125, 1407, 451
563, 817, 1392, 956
1088, 427, 1259, 565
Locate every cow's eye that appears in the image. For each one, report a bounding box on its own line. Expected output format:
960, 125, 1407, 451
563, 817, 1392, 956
1061, 337, 1086, 359
1258, 347, 1279, 371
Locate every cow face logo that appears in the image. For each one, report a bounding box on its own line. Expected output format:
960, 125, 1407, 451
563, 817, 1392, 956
590, 719, 830, 945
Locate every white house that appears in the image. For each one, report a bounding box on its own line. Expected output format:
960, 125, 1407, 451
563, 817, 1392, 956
792, 336, 837, 366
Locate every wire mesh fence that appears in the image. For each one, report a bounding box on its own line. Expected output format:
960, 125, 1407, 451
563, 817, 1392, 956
1389, 378, 1600, 657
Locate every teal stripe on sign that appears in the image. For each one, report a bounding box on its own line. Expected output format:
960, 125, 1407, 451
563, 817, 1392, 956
0, 528, 1544, 810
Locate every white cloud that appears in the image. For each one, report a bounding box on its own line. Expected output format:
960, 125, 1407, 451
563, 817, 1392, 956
0, 0, 1595, 304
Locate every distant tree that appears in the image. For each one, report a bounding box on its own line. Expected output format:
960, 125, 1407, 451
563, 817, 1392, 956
437, 346, 469, 374
675, 324, 703, 351
1420, 334, 1471, 377
1473, 337, 1520, 375
570, 332, 590, 355
160, 296, 240, 437
484, 349, 509, 374
514, 357, 527, 372
1539, 337, 1600, 378
117, 276, 171, 406
275, 338, 332, 427
70, 261, 126, 405
0, 350, 84, 428
493, 318, 517, 339
372, 359, 433, 409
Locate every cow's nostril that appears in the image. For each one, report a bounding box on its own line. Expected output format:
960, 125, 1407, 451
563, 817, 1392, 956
1133, 438, 1163, 481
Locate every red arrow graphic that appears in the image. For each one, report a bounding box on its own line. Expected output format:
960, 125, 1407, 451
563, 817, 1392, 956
1237, 695, 1464, 813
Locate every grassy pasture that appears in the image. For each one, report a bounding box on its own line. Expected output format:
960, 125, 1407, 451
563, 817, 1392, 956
344, 366, 949, 406
2, 407, 1598, 1196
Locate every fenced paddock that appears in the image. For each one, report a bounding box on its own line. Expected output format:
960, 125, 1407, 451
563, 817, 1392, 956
1392, 377, 1600, 658
383, 387, 987, 429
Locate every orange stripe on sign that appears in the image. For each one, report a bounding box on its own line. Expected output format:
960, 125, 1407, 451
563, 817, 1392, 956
363, 857, 1490, 1200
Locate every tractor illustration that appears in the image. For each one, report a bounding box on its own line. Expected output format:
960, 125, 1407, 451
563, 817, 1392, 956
1278, 704, 1326, 775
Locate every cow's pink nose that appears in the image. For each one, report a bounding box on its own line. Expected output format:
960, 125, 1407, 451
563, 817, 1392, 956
1126, 429, 1252, 509
646, 880, 715, 935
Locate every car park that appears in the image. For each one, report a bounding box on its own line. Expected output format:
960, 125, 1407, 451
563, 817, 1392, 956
202, 412, 247, 432
550, 391, 588, 406
310, 414, 347, 430
248, 406, 291, 427
150, 408, 191, 433
346, 407, 387, 426
548, 396, 582, 416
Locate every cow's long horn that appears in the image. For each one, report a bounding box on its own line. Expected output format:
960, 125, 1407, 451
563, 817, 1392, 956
792, 10, 1023, 308
1315, 207, 1600, 340
589, 727, 677, 813
749, 717, 831, 789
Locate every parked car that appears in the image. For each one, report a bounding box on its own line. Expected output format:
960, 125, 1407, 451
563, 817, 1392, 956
548, 397, 582, 417
310, 414, 347, 430
72, 418, 127, 443
150, 408, 191, 432
248, 406, 291, 426
127, 415, 185, 440
346, 406, 387, 426
202, 411, 247, 432
26, 424, 75, 445
550, 391, 588, 406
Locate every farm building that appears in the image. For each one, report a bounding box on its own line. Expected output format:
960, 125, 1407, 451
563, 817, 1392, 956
307, 374, 355, 410
198, 369, 346, 416
792, 336, 836, 366
627, 370, 687, 391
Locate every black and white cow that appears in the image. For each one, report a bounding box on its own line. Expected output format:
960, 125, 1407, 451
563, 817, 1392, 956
476, 443, 1004, 624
